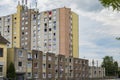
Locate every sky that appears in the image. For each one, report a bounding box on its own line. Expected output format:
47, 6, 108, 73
0, 0, 120, 66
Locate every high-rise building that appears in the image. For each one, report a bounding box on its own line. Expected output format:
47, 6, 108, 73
0, 1, 79, 58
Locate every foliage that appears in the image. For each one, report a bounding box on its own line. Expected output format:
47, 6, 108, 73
99, 0, 120, 10
7, 62, 16, 79
101, 56, 118, 76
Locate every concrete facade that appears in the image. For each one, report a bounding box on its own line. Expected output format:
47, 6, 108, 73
7, 48, 28, 80
7, 47, 89, 80
73, 58, 89, 80
89, 66, 105, 79
32, 50, 42, 80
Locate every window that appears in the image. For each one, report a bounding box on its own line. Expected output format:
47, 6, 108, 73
44, 18, 47, 22
22, 32, 24, 35
34, 62, 38, 68
34, 72, 38, 78
53, 26, 56, 30
49, 28, 51, 31
0, 65, 3, 73
44, 29, 47, 32
0, 48, 3, 57
43, 73, 46, 78
43, 64, 46, 68
14, 17, 17, 20
48, 73, 52, 78
25, 21, 28, 24
53, 33, 56, 36
33, 14, 36, 20
49, 11, 52, 15
18, 62, 22, 67
53, 10, 56, 14
34, 53, 38, 59
22, 27, 24, 30
48, 64, 51, 69
27, 73, 31, 78
49, 17, 51, 20
48, 56, 52, 61
18, 50, 23, 57
44, 23, 47, 26
69, 58, 71, 62
28, 52, 32, 59
27, 62, 32, 68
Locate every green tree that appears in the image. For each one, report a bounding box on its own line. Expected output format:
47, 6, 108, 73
99, 0, 120, 10
113, 61, 118, 76
101, 56, 118, 76
7, 62, 16, 80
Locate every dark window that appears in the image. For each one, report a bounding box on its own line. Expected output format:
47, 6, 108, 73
69, 58, 71, 62
49, 17, 51, 20
48, 64, 51, 68
56, 70, 58, 73
44, 23, 47, 26
0, 65, 3, 72
0, 48, 3, 57
22, 32, 24, 35
0, 18, 1, 20
49, 28, 51, 31
44, 29, 47, 32
18, 62, 22, 67
14, 17, 16, 20
14, 37, 16, 39
49, 11, 52, 15
7, 25, 10, 33
53, 33, 56, 36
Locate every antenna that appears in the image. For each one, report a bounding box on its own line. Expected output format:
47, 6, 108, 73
25, 0, 27, 6
97, 60, 98, 67
18, 1, 20, 5
35, 0, 38, 11
22, 0, 24, 5
92, 59, 94, 67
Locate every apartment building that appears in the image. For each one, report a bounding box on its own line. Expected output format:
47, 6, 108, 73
0, 1, 79, 58
31, 7, 79, 57
0, 35, 9, 79
89, 66, 105, 79
73, 58, 89, 80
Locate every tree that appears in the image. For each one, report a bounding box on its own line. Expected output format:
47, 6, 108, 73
99, 0, 120, 11
7, 62, 16, 80
101, 56, 118, 76
113, 61, 118, 76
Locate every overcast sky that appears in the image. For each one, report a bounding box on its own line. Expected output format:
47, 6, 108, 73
1, 0, 120, 66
